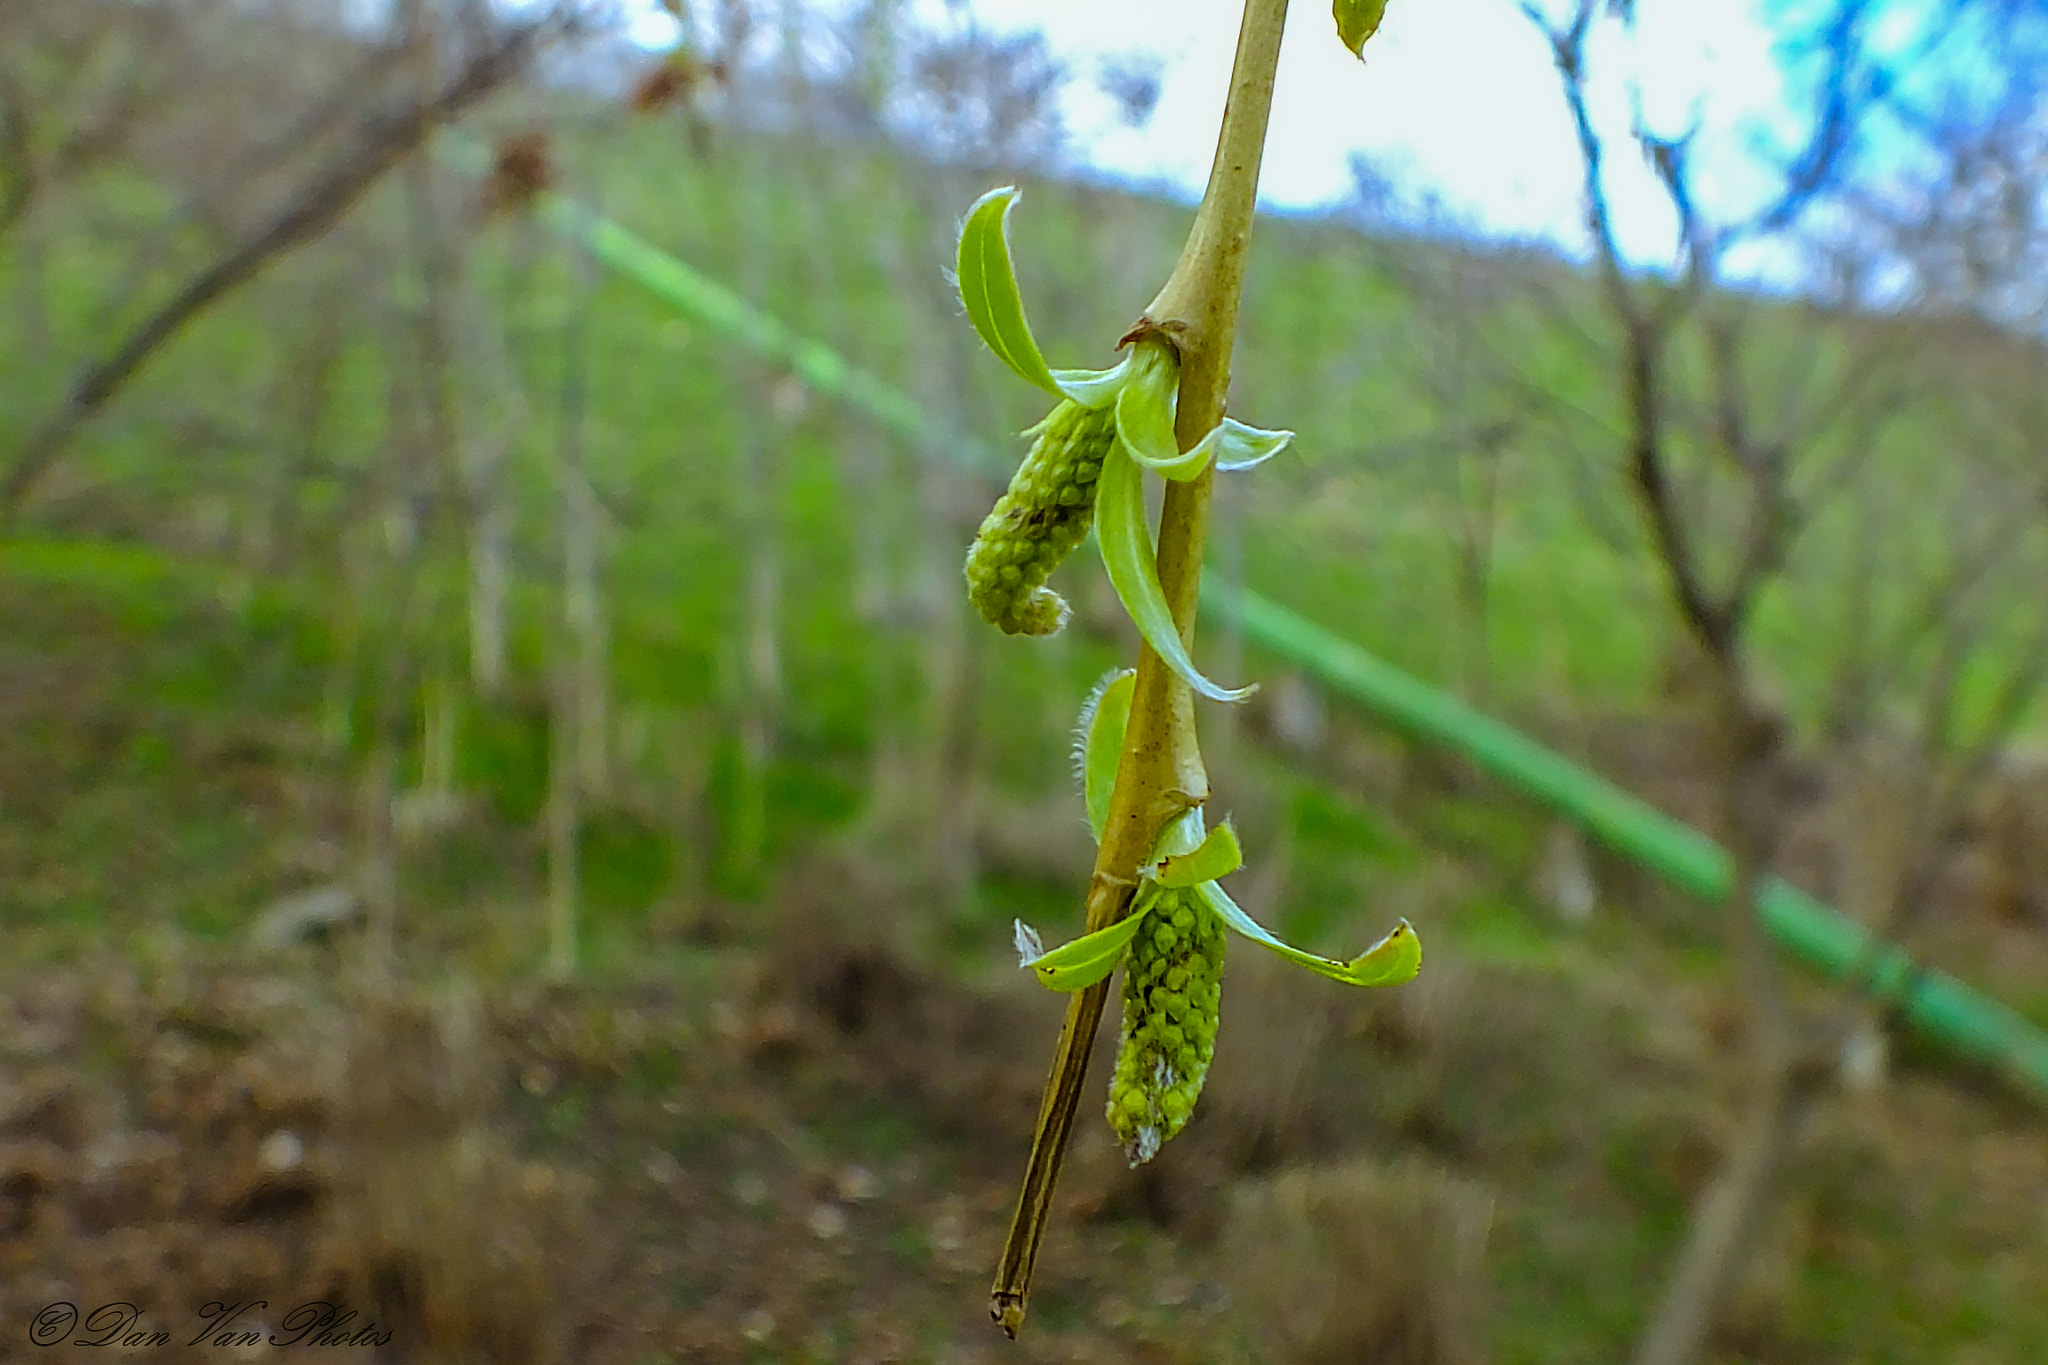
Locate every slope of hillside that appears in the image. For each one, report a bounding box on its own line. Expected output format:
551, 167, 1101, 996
7, 99, 2048, 1363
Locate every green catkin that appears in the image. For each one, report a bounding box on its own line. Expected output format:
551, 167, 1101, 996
1107, 889, 1224, 1165
963, 399, 1115, 635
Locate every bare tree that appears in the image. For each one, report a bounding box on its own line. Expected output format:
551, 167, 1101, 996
547, 268, 599, 981
1503, 4, 2048, 1363
1, 0, 597, 525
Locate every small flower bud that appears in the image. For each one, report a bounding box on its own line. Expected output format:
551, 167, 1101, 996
964, 399, 1115, 635
1106, 890, 1224, 1165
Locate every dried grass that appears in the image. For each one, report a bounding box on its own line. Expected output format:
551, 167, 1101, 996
327, 987, 596, 1365
1222, 1157, 1493, 1365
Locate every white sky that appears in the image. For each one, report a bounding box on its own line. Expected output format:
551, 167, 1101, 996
1011, 0, 1791, 263
629, 0, 1795, 265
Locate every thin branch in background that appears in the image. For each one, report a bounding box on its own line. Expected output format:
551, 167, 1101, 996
545, 200, 606, 980
0, 64, 33, 231
2, 9, 567, 524
248, 276, 348, 580
358, 335, 429, 987
1519, 5, 1909, 1363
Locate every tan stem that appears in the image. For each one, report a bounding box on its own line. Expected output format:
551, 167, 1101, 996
989, 0, 1291, 1336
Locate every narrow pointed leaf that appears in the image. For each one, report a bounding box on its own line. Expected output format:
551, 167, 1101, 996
1023, 905, 1152, 991
1213, 419, 1294, 472
1078, 669, 1136, 843
1196, 882, 1421, 986
1152, 820, 1243, 888
1114, 343, 1209, 480
1095, 445, 1256, 704
956, 186, 1063, 397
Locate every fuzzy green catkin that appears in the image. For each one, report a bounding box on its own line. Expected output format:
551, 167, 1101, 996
963, 399, 1115, 636
1107, 890, 1224, 1165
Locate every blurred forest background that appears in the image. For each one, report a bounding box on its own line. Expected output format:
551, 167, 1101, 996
4, 0, 2048, 1362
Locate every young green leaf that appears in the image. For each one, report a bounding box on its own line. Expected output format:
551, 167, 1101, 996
1020, 903, 1153, 991
1078, 669, 1136, 843
1195, 881, 1421, 986
1151, 820, 1243, 889
1334, 0, 1391, 58
1150, 805, 1208, 861
1094, 444, 1255, 704
1051, 357, 1134, 409
956, 187, 1063, 397
1113, 342, 1209, 481
1213, 418, 1294, 472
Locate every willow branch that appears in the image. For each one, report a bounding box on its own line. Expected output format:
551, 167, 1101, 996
988, 0, 1290, 1337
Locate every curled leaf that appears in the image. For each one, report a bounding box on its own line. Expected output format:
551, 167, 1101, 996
1023, 901, 1153, 992
1151, 820, 1242, 889
1114, 342, 1207, 481
1094, 443, 1255, 704
1077, 669, 1136, 843
1150, 805, 1207, 861
1051, 358, 1134, 409
1195, 882, 1421, 986
956, 187, 1062, 397
1334, 0, 1391, 58
1214, 419, 1294, 472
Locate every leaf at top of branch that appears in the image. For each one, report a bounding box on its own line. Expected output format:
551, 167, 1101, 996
1334, 0, 1391, 59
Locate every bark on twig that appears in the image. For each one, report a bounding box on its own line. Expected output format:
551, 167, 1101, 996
991, 0, 1289, 1334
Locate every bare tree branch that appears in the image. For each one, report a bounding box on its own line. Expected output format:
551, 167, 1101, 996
1, 11, 567, 524
0, 65, 32, 232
